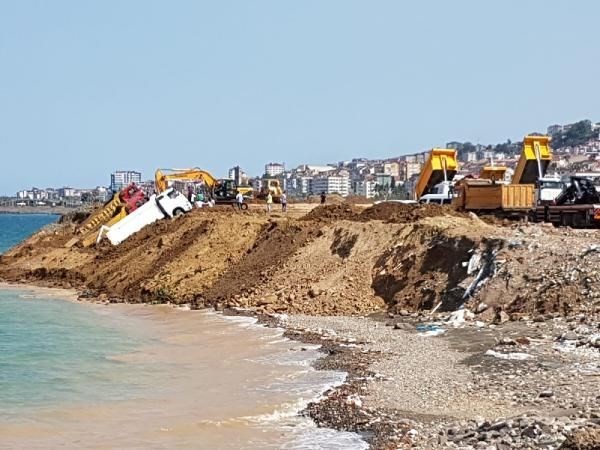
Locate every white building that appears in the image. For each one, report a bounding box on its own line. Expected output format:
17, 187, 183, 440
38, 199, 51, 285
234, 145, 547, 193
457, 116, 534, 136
289, 176, 313, 195
110, 170, 142, 192
312, 176, 351, 196
405, 162, 422, 180
58, 187, 79, 198
227, 166, 248, 185
383, 162, 400, 178
353, 180, 377, 198
265, 162, 285, 177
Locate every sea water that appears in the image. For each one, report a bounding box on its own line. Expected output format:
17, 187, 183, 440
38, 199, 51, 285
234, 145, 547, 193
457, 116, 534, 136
0, 214, 367, 449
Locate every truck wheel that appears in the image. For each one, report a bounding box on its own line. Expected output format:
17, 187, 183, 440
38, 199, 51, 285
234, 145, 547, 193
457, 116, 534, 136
173, 207, 185, 217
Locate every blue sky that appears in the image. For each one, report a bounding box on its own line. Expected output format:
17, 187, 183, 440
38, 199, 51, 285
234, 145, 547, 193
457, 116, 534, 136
1, 1, 599, 194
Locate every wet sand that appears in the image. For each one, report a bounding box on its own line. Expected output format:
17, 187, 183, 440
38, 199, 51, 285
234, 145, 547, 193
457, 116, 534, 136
0, 287, 366, 450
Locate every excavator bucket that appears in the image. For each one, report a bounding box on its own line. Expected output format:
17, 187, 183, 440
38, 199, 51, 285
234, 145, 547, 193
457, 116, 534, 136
414, 149, 458, 199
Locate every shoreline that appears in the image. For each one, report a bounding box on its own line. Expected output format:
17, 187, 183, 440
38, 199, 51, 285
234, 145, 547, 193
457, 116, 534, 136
2, 281, 600, 449
0, 206, 77, 215
0, 282, 375, 448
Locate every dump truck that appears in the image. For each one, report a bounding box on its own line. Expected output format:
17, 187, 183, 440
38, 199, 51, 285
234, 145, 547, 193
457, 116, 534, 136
511, 135, 561, 204
531, 176, 600, 227
98, 187, 193, 245
414, 149, 458, 203
452, 179, 534, 213
66, 183, 147, 247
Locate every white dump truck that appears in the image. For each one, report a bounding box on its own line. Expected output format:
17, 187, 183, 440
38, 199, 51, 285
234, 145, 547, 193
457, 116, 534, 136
98, 188, 192, 245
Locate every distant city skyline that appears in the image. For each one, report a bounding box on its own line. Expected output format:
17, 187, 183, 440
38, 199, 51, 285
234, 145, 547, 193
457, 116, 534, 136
1, 1, 600, 195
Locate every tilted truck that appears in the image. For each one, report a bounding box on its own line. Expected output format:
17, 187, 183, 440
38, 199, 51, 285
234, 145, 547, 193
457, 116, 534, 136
97, 187, 193, 245
414, 149, 458, 204
66, 183, 147, 248
512, 135, 562, 204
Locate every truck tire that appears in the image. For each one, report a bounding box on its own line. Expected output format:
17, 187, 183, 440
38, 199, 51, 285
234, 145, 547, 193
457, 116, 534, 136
173, 207, 185, 217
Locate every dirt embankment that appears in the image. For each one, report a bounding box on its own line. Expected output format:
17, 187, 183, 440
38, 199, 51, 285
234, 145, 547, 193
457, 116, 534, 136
1, 203, 600, 320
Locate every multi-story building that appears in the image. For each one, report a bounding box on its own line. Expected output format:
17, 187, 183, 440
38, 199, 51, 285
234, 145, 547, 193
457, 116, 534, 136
227, 166, 248, 185
383, 162, 400, 178
405, 162, 422, 180
312, 175, 351, 196
353, 180, 377, 198
110, 170, 141, 192
289, 176, 313, 196
265, 162, 285, 177
375, 173, 392, 189
58, 187, 79, 198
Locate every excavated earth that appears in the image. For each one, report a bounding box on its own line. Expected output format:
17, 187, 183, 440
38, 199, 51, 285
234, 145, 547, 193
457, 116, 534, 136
2, 203, 600, 449
2, 203, 600, 321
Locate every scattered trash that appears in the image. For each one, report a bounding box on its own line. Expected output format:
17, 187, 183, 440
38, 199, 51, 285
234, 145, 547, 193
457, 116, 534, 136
415, 323, 446, 336
485, 350, 535, 360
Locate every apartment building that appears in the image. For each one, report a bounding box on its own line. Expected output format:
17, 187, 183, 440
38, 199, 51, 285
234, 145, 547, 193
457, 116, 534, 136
110, 170, 141, 192
312, 175, 351, 196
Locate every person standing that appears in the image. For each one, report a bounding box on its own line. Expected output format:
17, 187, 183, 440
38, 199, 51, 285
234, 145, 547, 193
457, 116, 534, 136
187, 184, 194, 203
280, 191, 287, 212
266, 192, 273, 212
235, 191, 244, 211
320, 191, 326, 205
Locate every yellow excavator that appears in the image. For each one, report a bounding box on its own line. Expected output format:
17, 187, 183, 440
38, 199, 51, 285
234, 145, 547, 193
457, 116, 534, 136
155, 168, 254, 202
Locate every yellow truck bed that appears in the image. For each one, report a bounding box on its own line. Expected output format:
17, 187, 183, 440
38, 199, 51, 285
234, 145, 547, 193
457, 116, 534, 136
453, 180, 534, 211
512, 135, 552, 185
414, 149, 458, 199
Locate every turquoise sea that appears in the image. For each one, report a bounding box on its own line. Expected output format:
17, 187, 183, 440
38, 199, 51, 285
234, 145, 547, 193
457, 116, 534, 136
0, 214, 366, 449
0, 214, 145, 417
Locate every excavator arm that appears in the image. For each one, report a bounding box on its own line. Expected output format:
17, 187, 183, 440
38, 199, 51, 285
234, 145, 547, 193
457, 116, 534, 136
155, 168, 219, 193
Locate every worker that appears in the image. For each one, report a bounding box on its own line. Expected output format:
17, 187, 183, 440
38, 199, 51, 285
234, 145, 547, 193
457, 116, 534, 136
266, 192, 273, 212
187, 185, 194, 203
235, 191, 244, 211
320, 191, 326, 205
281, 191, 287, 212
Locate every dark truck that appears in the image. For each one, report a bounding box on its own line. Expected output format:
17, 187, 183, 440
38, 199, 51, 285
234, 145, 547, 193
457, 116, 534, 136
532, 176, 600, 227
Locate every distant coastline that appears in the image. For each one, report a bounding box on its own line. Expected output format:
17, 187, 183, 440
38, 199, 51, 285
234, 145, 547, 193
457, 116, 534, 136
0, 205, 77, 215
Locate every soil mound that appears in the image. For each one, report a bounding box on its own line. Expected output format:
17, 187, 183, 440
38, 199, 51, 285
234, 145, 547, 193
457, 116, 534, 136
359, 202, 466, 223
302, 204, 358, 221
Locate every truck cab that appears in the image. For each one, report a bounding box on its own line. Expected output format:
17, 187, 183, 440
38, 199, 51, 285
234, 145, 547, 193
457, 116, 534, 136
418, 181, 454, 204
535, 176, 564, 205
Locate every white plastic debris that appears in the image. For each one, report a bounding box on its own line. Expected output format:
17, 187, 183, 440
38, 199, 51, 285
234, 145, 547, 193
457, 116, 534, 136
485, 350, 535, 360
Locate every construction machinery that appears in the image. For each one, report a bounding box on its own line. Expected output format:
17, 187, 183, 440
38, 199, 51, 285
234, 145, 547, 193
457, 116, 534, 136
256, 178, 283, 203
97, 187, 193, 245
511, 135, 552, 185
414, 149, 458, 203
452, 178, 534, 212
67, 184, 147, 247
479, 165, 507, 182
154, 168, 254, 204
511, 135, 561, 205
532, 176, 600, 227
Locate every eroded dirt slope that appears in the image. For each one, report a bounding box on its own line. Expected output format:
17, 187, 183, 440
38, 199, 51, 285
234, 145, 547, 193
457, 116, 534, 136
2, 203, 600, 320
